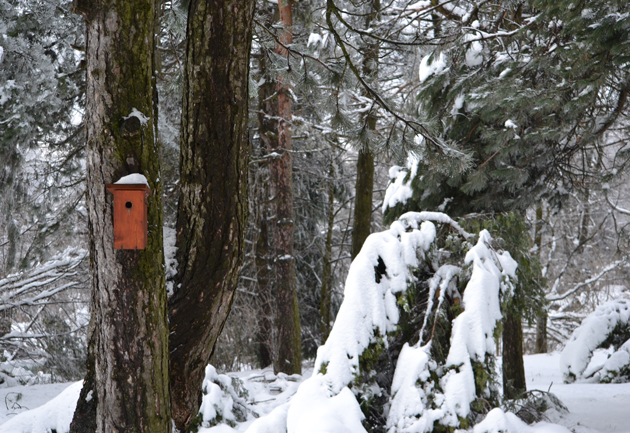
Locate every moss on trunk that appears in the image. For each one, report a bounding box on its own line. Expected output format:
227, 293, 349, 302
71, 0, 172, 430
168, 0, 255, 430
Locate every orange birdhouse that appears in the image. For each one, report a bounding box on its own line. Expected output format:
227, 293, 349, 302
106, 183, 151, 250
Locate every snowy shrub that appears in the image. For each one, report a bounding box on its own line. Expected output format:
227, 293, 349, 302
560, 299, 630, 383
243, 211, 519, 433
197, 365, 249, 428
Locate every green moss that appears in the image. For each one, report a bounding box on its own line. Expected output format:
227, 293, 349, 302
318, 361, 328, 375
186, 413, 203, 433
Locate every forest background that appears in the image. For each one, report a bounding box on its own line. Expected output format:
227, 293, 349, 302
1, 0, 630, 431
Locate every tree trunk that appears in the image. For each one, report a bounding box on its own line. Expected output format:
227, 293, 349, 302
70, 0, 171, 430
168, 0, 255, 430
502, 310, 527, 399
320, 160, 335, 342
351, 148, 375, 259
255, 216, 273, 368
254, 44, 275, 369
534, 204, 548, 353
350, 0, 379, 260
259, 0, 301, 375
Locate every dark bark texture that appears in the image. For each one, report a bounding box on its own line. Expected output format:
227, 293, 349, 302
502, 311, 527, 399
351, 147, 375, 259
168, 0, 255, 430
320, 161, 335, 342
71, 0, 171, 430
258, 0, 301, 375
350, 0, 379, 260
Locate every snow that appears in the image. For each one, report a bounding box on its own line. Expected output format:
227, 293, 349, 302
419, 52, 447, 83
560, 299, 630, 381
526, 351, 630, 433
505, 119, 518, 129
286, 376, 367, 433
164, 226, 178, 297
311, 219, 437, 394
473, 408, 570, 433
307, 33, 322, 47
382, 155, 418, 213
114, 173, 149, 186
0, 381, 81, 433
387, 230, 517, 431
123, 107, 150, 126
464, 34, 484, 67
3, 353, 630, 433
407, 1, 431, 9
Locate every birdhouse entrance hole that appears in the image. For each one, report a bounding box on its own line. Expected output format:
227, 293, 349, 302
106, 183, 151, 250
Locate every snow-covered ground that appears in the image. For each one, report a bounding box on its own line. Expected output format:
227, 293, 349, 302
0, 351, 628, 433
526, 351, 630, 433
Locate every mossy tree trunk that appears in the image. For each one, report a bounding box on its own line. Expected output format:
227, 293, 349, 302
168, 0, 255, 430
70, 0, 171, 430
351, 148, 375, 259
350, 0, 379, 260
259, 0, 301, 375
502, 310, 527, 399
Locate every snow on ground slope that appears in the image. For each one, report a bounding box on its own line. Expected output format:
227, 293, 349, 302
526, 351, 630, 433
0, 352, 629, 433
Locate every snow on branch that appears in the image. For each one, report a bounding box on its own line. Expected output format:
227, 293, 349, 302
0, 247, 88, 312
244, 212, 517, 433
560, 299, 630, 382
546, 257, 628, 302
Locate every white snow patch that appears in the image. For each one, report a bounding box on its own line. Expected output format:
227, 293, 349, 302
164, 227, 178, 297
114, 173, 149, 186
560, 299, 630, 381
505, 119, 518, 129
383, 155, 419, 213
307, 33, 322, 47
473, 408, 571, 433
419, 52, 447, 83
123, 107, 150, 126
0, 381, 82, 433
464, 34, 484, 67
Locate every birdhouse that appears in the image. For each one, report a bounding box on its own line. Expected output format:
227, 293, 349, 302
106, 183, 151, 250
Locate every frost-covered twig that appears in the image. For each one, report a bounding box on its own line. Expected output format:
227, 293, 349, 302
547, 257, 628, 302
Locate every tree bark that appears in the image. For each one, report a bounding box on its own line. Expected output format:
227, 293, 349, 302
502, 311, 527, 399
320, 160, 335, 342
168, 0, 255, 430
350, 0, 379, 260
534, 204, 548, 353
351, 148, 375, 259
70, 0, 171, 430
259, 0, 301, 375
255, 216, 273, 368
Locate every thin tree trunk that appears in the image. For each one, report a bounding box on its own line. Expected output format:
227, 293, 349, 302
70, 0, 171, 430
254, 44, 275, 369
502, 311, 527, 399
350, 0, 379, 260
255, 216, 273, 368
168, 0, 255, 430
534, 204, 548, 353
351, 148, 374, 259
320, 160, 335, 342
259, 0, 301, 375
